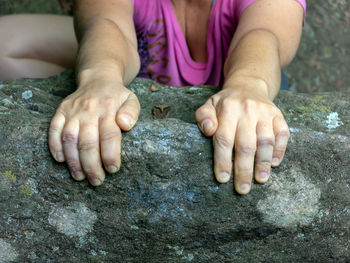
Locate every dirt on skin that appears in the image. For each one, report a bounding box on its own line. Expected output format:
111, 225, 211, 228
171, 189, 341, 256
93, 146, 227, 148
0, 0, 349, 93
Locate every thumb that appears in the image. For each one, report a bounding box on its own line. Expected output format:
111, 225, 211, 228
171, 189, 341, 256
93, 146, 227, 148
116, 92, 140, 131
195, 99, 218, 137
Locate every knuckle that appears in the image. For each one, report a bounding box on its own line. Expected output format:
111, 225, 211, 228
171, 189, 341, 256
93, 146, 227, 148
195, 104, 212, 120
257, 136, 275, 147
214, 132, 233, 149
276, 128, 290, 139
255, 160, 271, 168
235, 166, 253, 177
58, 101, 69, 112
78, 140, 99, 152
62, 131, 78, 144
83, 167, 104, 180
210, 95, 219, 106
81, 98, 98, 112
49, 124, 60, 133
128, 91, 139, 102
49, 122, 62, 136
101, 130, 120, 143
66, 159, 81, 172
119, 91, 131, 105
126, 95, 141, 113
69, 97, 98, 113
274, 145, 287, 154
274, 106, 285, 115
61, 100, 77, 114
220, 97, 236, 110
194, 108, 202, 120
273, 107, 282, 115
104, 97, 117, 111
236, 143, 257, 155
195, 105, 205, 116
243, 99, 257, 113
82, 167, 96, 177
48, 140, 59, 151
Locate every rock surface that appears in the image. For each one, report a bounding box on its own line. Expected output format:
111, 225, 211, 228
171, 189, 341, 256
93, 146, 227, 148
0, 71, 350, 262
285, 0, 350, 93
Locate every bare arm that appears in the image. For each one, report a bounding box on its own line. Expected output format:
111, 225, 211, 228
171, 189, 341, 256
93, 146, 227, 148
224, 0, 303, 99
195, 0, 304, 194
74, 0, 140, 85
49, 0, 141, 186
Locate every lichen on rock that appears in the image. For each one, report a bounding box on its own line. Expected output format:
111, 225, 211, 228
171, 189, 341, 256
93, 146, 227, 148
0, 239, 18, 263
48, 202, 97, 238
258, 167, 321, 229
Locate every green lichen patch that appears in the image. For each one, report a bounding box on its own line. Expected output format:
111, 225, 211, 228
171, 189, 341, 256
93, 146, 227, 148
4, 170, 16, 183
295, 95, 331, 118
20, 184, 31, 197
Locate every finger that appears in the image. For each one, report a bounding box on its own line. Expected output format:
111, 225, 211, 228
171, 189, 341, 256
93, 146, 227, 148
116, 93, 140, 131
195, 98, 218, 137
78, 121, 105, 186
272, 116, 290, 167
62, 120, 85, 181
213, 107, 237, 184
234, 120, 257, 195
49, 112, 66, 162
254, 121, 275, 184
99, 115, 122, 173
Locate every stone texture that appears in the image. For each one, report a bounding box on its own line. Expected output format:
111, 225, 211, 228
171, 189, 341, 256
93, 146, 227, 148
284, 0, 350, 93
0, 71, 350, 262
0, 0, 60, 15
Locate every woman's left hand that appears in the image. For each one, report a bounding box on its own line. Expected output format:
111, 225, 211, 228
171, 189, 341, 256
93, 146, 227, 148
195, 79, 290, 195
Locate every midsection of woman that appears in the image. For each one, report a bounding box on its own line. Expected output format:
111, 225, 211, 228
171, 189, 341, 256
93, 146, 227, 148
170, 0, 212, 63
133, 0, 245, 86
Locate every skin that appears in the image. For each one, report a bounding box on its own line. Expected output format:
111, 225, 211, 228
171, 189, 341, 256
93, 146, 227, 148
0, 14, 77, 80
0, 0, 304, 194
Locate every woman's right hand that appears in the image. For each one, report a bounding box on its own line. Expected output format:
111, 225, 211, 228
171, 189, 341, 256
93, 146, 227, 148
48, 78, 140, 186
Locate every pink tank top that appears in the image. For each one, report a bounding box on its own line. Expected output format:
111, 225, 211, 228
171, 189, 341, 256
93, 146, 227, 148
133, 0, 306, 86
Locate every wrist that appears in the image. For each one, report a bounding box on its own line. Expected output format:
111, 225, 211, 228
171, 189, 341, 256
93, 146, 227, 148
223, 74, 272, 99
76, 65, 124, 89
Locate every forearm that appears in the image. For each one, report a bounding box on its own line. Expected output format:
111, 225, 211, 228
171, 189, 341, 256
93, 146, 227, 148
75, 17, 140, 87
223, 29, 288, 101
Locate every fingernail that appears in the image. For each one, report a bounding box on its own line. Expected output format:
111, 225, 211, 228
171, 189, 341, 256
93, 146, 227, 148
258, 172, 269, 182
55, 152, 64, 162
272, 158, 280, 166
201, 119, 213, 134
119, 114, 132, 128
217, 172, 230, 183
91, 178, 101, 186
73, 171, 85, 181
108, 165, 117, 173
238, 184, 251, 194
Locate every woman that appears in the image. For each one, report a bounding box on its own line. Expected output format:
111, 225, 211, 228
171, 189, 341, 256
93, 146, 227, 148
0, 0, 306, 194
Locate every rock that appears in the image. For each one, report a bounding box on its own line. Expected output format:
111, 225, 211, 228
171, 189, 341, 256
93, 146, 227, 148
285, 0, 350, 93
0, 71, 350, 262
0, 0, 61, 15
